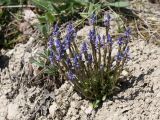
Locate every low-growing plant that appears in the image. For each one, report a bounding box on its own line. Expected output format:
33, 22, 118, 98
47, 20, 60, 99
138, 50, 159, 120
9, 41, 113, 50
0, 0, 29, 49
31, 0, 129, 38
47, 13, 130, 107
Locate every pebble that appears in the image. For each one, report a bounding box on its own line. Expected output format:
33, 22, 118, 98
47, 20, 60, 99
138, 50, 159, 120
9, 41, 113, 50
85, 105, 93, 115
49, 102, 58, 117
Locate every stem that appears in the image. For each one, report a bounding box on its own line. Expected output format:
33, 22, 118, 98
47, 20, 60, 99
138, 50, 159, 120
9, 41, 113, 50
103, 26, 109, 68
91, 42, 97, 67
61, 60, 68, 70
69, 47, 74, 58
98, 41, 101, 68
107, 44, 112, 71
0, 5, 36, 8
73, 41, 79, 53
55, 61, 67, 80
103, 46, 107, 67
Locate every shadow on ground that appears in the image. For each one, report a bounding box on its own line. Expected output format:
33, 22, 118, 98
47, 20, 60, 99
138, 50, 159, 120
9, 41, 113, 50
110, 68, 154, 101
0, 55, 9, 70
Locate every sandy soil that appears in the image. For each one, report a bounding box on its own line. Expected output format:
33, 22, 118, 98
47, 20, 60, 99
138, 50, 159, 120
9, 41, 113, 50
0, 26, 160, 120
0, 0, 160, 120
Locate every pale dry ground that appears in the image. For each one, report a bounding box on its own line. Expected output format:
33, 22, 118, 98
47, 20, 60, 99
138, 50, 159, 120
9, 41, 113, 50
0, 27, 160, 120
0, 0, 160, 120
95, 39, 160, 120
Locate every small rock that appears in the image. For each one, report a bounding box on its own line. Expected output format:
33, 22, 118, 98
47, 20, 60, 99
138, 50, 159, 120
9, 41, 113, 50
156, 92, 160, 98
49, 102, 58, 117
81, 106, 86, 111
107, 101, 113, 105
70, 115, 80, 120
145, 98, 152, 104
121, 70, 129, 77
70, 101, 77, 108
85, 105, 93, 115
7, 103, 20, 120
120, 116, 128, 120
72, 93, 81, 100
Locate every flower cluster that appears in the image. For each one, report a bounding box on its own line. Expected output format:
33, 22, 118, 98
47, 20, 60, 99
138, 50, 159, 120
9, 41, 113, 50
104, 13, 111, 26
48, 14, 131, 103
89, 13, 96, 25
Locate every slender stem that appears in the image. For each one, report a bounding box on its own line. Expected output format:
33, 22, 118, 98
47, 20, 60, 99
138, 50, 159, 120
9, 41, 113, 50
69, 47, 74, 58
103, 46, 107, 67
0, 5, 36, 8
61, 60, 68, 70
103, 26, 109, 68
107, 43, 112, 71
73, 41, 79, 53
98, 41, 101, 68
91, 43, 97, 66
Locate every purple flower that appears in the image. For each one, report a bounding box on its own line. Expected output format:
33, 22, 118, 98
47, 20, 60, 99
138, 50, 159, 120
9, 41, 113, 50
60, 44, 66, 57
89, 13, 96, 25
77, 54, 82, 60
89, 28, 96, 43
61, 42, 67, 53
117, 37, 123, 46
66, 58, 72, 67
81, 42, 88, 53
49, 50, 54, 64
64, 34, 71, 48
48, 37, 54, 64
55, 55, 61, 61
48, 37, 54, 49
66, 23, 76, 36
96, 34, 102, 48
52, 23, 59, 36
65, 23, 76, 48
67, 71, 76, 80
73, 54, 80, 68
123, 46, 130, 60
55, 41, 66, 61
115, 52, 123, 61
124, 46, 129, 54
107, 34, 112, 45
87, 54, 92, 63
104, 13, 111, 26
125, 27, 131, 37
97, 34, 101, 42
54, 39, 61, 49
102, 35, 106, 47
95, 36, 99, 49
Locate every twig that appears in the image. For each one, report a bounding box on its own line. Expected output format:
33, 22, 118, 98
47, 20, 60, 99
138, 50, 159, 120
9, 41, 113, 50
134, 20, 146, 40
0, 5, 36, 9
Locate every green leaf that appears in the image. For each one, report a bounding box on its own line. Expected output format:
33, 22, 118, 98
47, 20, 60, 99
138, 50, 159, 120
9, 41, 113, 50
80, 12, 88, 18
38, 15, 47, 24
102, 95, 107, 101
32, 0, 55, 12
45, 12, 55, 23
47, 0, 66, 3
44, 66, 58, 75
38, 49, 50, 59
88, 2, 94, 15
94, 3, 101, 14
42, 24, 49, 38
74, 0, 89, 3
73, 0, 89, 5
105, 1, 129, 8
30, 58, 45, 68
36, 23, 49, 38
92, 100, 100, 109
